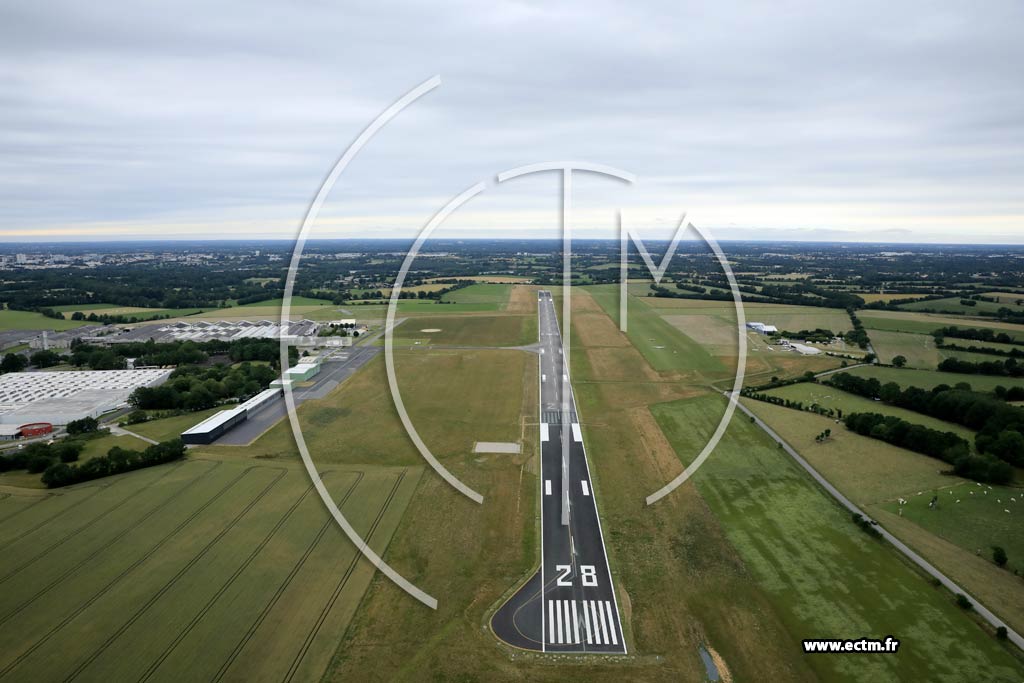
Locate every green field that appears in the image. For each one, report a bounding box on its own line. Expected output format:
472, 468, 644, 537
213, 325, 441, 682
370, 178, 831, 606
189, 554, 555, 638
900, 297, 1011, 316
440, 283, 512, 306
50, 303, 203, 320
0, 456, 420, 681
764, 382, 976, 443
881, 482, 1023, 574
654, 394, 1022, 682
0, 309, 90, 331
859, 310, 1024, 340
845, 365, 1024, 392
742, 398, 1024, 638
236, 296, 334, 308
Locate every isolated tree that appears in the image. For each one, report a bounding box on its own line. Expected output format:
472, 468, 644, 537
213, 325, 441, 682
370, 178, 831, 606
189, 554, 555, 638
992, 546, 1008, 568
66, 416, 99, 435
29, 350, 62, 368
955, 594, 973, 610
892, 355, 908, 368
0, 353, 27, 374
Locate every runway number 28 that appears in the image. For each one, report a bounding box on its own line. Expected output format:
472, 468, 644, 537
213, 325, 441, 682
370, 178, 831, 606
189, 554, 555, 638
554, 565, 598, 587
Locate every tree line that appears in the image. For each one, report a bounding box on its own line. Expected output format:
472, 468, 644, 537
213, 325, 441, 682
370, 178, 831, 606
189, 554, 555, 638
42, 439, 186, 488
933, 326, 1024, 346
937, 357, 1024, 378
825, 372, 1024, 468
129, 362, 277, 411
843, 412, 1011, 484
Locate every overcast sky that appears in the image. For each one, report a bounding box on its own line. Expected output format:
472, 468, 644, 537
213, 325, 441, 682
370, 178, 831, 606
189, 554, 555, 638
2, 1, 1023, 244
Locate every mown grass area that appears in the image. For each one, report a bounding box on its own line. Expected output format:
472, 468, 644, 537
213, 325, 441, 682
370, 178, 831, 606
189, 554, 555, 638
763, 382, 976, 444
0, 309, 89, 331
382, 314, 537, 347
654, 394, 1023, 682
0, 457, 420, 681
844, 365, 1024, 392
441, 283, 512, 306
128, 407, 224, 443
741, 398, 1024, 640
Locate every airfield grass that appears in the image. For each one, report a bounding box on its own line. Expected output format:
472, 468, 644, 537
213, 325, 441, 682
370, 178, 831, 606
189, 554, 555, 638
331, 288, 809, 682
584, 284, 727, 379
654, 394, 1023, 682
763, 382, 976, 444
741, 398, 1024, 639
383, 314, 537, 347
128, 408, 224, 443
845, 364, 1024, 392
0, 309, 89, 331
206, 349, 533, 467
0, 455, 420, 681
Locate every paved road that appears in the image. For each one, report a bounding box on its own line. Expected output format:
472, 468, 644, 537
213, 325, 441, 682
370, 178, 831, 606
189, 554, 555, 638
492, 291, 626, 654
733, 392, 1024, 652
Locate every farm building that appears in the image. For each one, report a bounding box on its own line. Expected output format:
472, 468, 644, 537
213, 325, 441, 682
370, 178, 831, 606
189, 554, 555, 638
746, 322, 779, 335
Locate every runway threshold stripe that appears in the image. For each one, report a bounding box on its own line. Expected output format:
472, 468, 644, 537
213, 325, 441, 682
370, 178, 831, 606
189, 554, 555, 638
597, 600, 610, 645
583, 600, 593, 644
589, 601, 603, 644
581, 481, 590, 496
571, 601, 580, 644
548, 600, 555, 644
564, 601, 573, 644
598, 602, 614, 647
555, 600, 563, 644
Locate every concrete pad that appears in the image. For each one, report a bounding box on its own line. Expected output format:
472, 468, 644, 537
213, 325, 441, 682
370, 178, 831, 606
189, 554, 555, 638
473, 441, 521, 454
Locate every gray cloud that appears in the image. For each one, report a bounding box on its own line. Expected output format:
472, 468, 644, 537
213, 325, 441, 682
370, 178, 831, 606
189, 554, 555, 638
1, 0, 1022, 242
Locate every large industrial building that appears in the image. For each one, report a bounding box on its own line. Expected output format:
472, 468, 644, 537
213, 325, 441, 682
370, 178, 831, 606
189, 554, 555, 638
0, 368, 171, 426
94, 319, 323, 346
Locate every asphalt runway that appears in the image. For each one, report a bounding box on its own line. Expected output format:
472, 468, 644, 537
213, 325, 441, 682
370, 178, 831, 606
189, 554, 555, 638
492, 291, 626, 654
